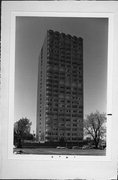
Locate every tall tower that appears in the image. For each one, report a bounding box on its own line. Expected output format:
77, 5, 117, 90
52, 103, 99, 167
36, 30, 83, 143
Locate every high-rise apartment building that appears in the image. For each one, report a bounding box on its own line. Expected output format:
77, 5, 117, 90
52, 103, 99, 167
36, 30, 83, 143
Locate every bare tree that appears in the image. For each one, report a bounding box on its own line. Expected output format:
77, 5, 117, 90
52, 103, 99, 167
84, 111, 106, 148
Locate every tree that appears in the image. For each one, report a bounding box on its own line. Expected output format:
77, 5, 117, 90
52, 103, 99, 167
59, 137, 66, 146
14, 118, 32, 147
84, 111, 106, 149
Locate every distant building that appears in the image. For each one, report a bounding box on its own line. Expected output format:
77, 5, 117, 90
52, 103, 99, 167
36, 30, 83, 143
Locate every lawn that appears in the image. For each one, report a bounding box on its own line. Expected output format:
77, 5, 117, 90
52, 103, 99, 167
14, 148, 106, 156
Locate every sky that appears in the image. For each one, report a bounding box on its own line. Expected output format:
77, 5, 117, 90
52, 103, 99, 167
15, 17, 108, 133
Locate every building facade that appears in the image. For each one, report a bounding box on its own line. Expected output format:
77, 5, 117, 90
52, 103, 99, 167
36, 30, 83, 143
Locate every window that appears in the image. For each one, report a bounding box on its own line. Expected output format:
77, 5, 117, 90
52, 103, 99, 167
72, 138, 77, 140
73, 124, 77, 127
66, 119, 70, 122
72, 128, 77, 131
72, 133, 77, 136
73, 119, 77, 122
66, 128, 71, 131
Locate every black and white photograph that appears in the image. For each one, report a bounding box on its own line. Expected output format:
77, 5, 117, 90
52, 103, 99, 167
13, 16, 108, 156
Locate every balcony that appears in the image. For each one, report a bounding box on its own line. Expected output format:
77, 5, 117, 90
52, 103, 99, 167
53, 66, 59, 72
46, 92, 52, 97
52, 88, 58, 92
53, 62, 59, 67
65, 113, 71, 117
53, 98, 58, 103
46, 122, 52, 127
65, 119, 71, 122
53, 75, 59, 80
65, 92, 71, 96
47, 65, 53, 71
58, 118, 65, 122
53, 54, 59, 59
46, 88, 52, 92
60, 59, 65, 64
58, 109, 65, 113
58, 113, 65, 117
46, 112, 53, 116
66, 60, 71, 64
65, 128, 71, 131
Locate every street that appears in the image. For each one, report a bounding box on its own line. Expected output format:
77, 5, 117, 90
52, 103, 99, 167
14, 148, 106, 156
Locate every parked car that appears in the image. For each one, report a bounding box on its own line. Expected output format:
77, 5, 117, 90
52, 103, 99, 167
56, 146, 67, 149
14, 150, 23, 154
72, 146, 82, 149
99, 141, 106, 149
67, 145, 72, 149
82, 145, 91, 149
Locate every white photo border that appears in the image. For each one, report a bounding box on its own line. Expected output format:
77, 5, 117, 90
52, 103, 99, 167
1, 2, 118, 179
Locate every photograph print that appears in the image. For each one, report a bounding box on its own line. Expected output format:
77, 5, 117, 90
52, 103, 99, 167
13, 16, 108, 156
